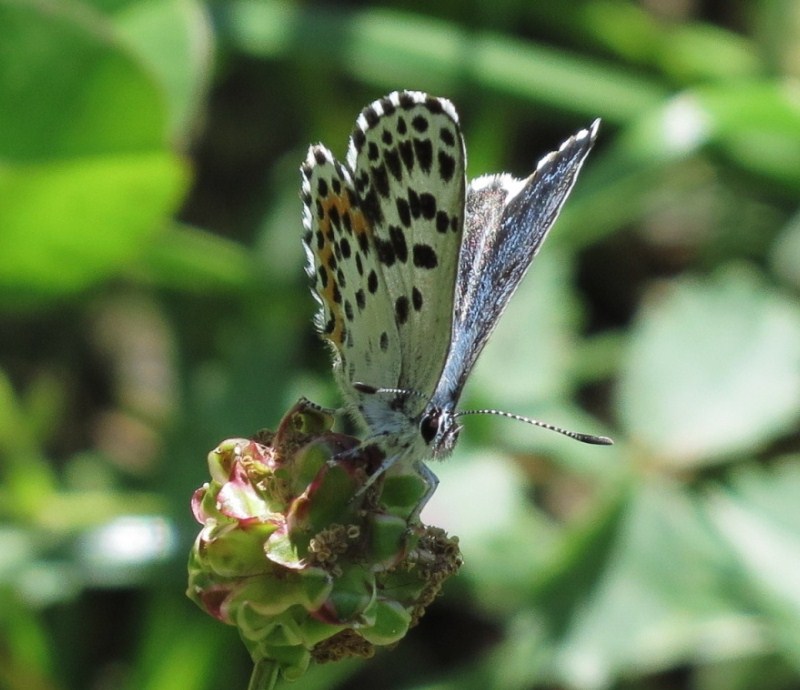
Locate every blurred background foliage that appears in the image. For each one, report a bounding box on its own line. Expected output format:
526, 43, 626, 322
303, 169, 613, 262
1, 0, 800, 688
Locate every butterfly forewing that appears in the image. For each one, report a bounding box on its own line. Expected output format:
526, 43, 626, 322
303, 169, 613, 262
431, 120, 599, 407
346, 92, 467, 409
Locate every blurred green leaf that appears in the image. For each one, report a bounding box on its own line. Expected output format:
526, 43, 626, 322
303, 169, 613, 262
132, 223, 259, 291
428, 448, 560, 611
221, 0, 665, 121
110, 0, 213, 143
0, 0, 189, 304
660, 23, 762, 82
704, 460, 800, 672
770, 210, 800, 290
530, 484, 630, 641
580, 1, 762, 81
0, 588, 53, 688
131, 596, 236, 690
540, 479, 756, 686
618, 266, 800, 466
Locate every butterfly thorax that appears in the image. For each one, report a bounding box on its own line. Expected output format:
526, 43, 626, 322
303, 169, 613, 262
352, 389, 425, 438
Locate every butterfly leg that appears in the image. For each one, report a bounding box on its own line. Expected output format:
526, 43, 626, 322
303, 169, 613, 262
408, 460, 439, 522
350, 437, 411, 498
344, 440, 440, 523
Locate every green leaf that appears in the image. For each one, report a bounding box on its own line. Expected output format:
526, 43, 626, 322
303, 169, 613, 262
770, 210, 800, 291
429, 448, 563, 610
0, 0, 188, 305
618, 266, 800, 465
704, 459, 800, 672
109, 0, 214, 141
538, 479, 755, 685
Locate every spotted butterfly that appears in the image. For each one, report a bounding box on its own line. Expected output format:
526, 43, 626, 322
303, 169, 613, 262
301, 91, 610, 497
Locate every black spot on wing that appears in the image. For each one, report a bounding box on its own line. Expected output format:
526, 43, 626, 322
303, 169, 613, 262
425, 96, 445, 114
435, 210, 450, 233
357, 231, 369, 255
371, 163, 390, 198
440, 127, 456, 147
413, 138, 433, 173
398, 92, 415, 109
389, 225, 408, 263
384, 147, 402, 181
412, 286, 423, 311
367, 270, 379, 294
408, 188, 420, 218
375, 237, 396, 267
413, 244, 438, 269
360, 187, 383, 226
364, 106, 380, 128
438, 150, 456, 182
398, 140, 414, 170
367, 141, 380, 161
411, 114, 429, 133
396, 197, 411, 227
419, 192, 437, 219
380, 96, 397, 117
395, 296, 409, 325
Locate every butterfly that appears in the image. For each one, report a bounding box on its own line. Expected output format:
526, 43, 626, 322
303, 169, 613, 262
301, 91, 611, 499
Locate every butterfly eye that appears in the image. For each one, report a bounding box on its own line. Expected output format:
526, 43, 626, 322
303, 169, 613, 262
419, 410, 440, 444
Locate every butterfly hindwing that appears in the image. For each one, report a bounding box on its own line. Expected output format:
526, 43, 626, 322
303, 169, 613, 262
301, 145, 403, 430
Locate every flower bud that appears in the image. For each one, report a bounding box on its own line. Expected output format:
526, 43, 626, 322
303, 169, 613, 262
187, 400, 461, 684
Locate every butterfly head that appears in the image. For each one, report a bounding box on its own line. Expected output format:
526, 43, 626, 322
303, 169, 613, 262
418, 403, 462, 459
352, 383, 614, 462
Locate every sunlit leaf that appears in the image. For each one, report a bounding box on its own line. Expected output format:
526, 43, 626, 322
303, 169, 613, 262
0, 1, 188, 305
618, 266, 800, 465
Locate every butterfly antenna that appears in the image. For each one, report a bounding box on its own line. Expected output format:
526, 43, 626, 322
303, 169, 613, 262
456, 409, 613, 446
353, 382, 428, 402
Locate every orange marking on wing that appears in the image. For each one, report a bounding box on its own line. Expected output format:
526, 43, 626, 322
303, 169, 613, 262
316, 195, 345, 347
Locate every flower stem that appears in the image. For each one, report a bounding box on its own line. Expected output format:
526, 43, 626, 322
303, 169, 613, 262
248, 659, 280, 690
